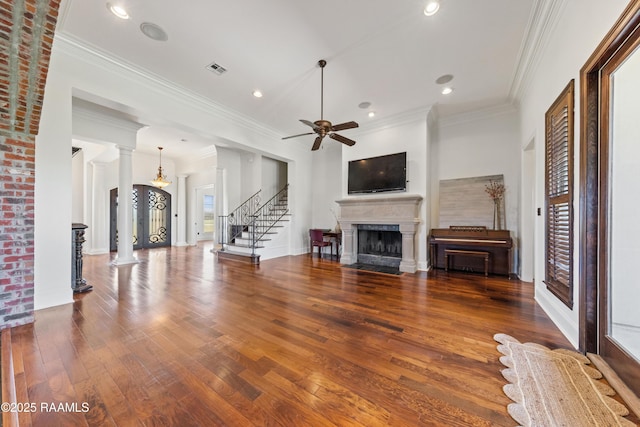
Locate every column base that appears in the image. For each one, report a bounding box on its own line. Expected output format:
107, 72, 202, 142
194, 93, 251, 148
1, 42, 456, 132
112, 256, 139, 266
73, 283, 93, 293
399, 260, 417, 274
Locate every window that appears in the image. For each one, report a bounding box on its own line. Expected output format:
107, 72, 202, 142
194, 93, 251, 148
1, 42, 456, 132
545, 80, 574, 308
203, 195, 215, 234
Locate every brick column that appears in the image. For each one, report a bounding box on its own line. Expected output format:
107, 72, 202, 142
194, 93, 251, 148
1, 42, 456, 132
1, 0, 62, 328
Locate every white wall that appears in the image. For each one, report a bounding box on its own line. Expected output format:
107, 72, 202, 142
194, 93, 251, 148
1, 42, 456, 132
216, 148, 244, 213
261, 156, 287, 198
518, 0, 630, 347
310, 140, 343, 230
35, 47, 74, 310
71, 150, 84, 222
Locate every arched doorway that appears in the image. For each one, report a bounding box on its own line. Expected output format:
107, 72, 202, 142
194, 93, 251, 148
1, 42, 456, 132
110, 185, 172, 251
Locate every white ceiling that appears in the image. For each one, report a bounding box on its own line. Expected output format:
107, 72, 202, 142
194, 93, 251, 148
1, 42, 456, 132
58, 0, 535, 155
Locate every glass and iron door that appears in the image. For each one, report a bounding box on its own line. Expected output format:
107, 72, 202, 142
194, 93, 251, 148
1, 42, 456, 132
110, 185, 171, 251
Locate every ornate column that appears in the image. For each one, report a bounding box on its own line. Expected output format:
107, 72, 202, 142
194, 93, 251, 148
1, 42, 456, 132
340, 223, 357, 264
399, 223, 418, 273
114, 145, 138, 265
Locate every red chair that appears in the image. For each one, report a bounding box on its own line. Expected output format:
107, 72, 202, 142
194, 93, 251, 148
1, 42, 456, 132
309, 229, 333, 259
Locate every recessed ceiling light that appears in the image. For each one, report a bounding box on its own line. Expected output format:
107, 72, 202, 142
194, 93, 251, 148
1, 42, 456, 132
253, 90, 263, 98
436, 74, 454, 84
442, 87, 454, 95
107, 3, 130, 19
140, 22, 168, 41
358, 101, 372, 109
424, 1, 440, 16
368, 111, 376, 118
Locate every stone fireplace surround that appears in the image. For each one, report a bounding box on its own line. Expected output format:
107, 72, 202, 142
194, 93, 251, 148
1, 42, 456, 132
336, 195, 423, 273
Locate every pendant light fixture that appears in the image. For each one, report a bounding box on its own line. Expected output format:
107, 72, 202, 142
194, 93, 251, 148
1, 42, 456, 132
150, 146, 171, 188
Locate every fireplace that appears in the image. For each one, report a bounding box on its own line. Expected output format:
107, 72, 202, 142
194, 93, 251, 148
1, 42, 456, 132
336, 195, 423, 273
357, 225, 402, 268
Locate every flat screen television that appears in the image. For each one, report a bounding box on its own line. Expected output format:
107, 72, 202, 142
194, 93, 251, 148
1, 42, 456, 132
348, 152, 407, 194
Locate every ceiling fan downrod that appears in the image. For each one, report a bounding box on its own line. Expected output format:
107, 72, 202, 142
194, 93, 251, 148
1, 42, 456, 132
318, 59, 326, 120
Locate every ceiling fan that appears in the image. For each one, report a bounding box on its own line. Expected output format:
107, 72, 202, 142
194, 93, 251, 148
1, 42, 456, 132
282, 59, 359, 151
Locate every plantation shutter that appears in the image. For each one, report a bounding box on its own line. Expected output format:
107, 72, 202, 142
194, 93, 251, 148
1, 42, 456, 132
544, 80, 574, 308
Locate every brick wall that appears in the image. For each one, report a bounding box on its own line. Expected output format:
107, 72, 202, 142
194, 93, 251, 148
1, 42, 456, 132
1, 0, 61, 328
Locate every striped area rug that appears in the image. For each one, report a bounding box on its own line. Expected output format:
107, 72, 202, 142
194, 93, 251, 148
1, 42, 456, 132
494, 333, 635, 427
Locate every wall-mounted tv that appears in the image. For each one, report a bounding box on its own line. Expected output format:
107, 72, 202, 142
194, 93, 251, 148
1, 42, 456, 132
348, 152, 407, 194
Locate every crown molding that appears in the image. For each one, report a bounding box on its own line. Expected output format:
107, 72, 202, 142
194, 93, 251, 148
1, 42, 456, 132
438, 101, 518, 128
509, 0, 568, 102
54, 33, 282, 142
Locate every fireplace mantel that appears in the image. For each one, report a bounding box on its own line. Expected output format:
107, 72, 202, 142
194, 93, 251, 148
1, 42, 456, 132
337, 195, 423, 273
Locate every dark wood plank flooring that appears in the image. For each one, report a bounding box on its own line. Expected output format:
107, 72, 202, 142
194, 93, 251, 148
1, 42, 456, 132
6, 243, 637, 426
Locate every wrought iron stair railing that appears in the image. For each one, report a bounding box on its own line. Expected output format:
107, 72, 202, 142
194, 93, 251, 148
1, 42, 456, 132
218, 184, 289, 255
218, 189, 261, 250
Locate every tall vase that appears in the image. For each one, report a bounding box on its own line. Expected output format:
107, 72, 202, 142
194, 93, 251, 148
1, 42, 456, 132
493, 198, 503, 230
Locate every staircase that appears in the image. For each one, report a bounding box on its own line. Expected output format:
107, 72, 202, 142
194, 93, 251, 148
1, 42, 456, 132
216, 184, 290, 264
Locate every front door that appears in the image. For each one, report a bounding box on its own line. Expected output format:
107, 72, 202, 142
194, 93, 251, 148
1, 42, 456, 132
110, 185, 172, 251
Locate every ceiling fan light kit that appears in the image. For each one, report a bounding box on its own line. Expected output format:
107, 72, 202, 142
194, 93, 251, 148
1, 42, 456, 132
282, 59, 359, 151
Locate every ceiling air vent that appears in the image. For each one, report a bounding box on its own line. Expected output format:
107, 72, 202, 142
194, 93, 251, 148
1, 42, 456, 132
206, 61, 227, 76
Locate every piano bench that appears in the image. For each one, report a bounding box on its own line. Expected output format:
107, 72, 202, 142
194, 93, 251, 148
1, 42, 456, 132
444, 249, 490, 277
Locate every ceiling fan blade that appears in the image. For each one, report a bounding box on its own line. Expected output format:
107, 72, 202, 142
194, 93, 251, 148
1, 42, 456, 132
282, 132, 314, 140
331, 121, 359, 132
311, 136, 324, 151
300, 119, 320, 130
329, 133, 356, 146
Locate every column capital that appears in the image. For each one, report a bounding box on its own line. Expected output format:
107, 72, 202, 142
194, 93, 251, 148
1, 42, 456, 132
117, 145, 135, 154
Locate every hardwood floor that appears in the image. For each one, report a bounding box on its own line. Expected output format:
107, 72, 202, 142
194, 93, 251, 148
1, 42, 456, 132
5, 243, 635, 426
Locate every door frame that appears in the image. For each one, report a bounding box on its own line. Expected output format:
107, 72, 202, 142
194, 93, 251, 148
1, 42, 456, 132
579, 0, 640, 395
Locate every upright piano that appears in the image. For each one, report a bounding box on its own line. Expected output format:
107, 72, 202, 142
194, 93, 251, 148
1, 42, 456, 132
429, 226, 513, 277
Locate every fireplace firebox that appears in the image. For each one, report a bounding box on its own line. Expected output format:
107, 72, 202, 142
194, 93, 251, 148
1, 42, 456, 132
357, 224, 402, 268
